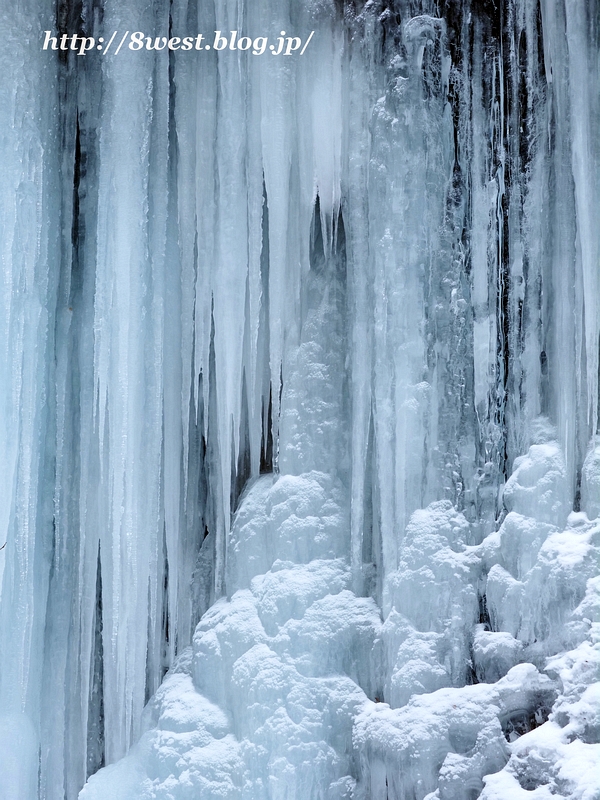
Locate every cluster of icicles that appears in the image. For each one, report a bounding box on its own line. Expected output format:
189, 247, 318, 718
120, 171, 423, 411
0, 0, 597, 797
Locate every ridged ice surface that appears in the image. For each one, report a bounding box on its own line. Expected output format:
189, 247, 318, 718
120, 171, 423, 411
0, 0, 598, 798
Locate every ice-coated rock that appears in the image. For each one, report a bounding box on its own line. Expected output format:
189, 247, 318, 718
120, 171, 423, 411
381, 501, 480, 701
79, 447, 599, 800
80, 665, 245, 800
480, 639, 600, 799
581, 440, 600, 521
250, 558, 350, 636
227, 473, 349, 591
0, 0, 598, 797
81, 473, 380, 800
472, 626, 524, 684
485, 514, 599, 648
354, 664, 556, 800
503, 443, 570, 528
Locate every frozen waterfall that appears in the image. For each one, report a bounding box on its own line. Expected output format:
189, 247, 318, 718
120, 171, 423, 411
0, 0, 598, 798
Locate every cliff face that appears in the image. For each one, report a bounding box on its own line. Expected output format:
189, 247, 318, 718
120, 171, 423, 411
0, 1, 598, 798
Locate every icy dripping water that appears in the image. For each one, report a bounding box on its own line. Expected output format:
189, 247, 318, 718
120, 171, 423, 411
0, 0, 598, 798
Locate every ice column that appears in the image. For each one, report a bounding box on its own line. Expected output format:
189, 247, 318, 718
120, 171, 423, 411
0, 0, 60, 796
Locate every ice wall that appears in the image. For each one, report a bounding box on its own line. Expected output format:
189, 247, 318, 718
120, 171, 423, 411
0, 0, 60, 794
0, 0, 598, 798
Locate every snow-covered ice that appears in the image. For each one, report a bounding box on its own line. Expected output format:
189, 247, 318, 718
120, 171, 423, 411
81, 441, 599, 799
0, 0, 598, 798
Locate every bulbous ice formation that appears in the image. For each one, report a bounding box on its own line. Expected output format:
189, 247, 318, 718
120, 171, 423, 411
0, 0, 598, 798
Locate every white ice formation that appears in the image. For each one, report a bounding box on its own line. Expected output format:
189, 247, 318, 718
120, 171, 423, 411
0, 0, 598, 798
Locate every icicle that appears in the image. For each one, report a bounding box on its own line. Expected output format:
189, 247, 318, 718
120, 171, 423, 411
346, 16, 376, 593
92, 0, 170, 761
0, 1, 598, 797
192, 0, 217, 444
244, 9, 266, 478
0, 0, 59, 795
210, 0, 250, 593
470, 19, 495, 435
538, 0, 582, 494
564, 2, 600, 436
256, 0, 295, 454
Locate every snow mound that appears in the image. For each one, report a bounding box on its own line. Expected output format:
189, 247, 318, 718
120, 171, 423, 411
81, 474, 380, 800
81, 441, 599, 800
